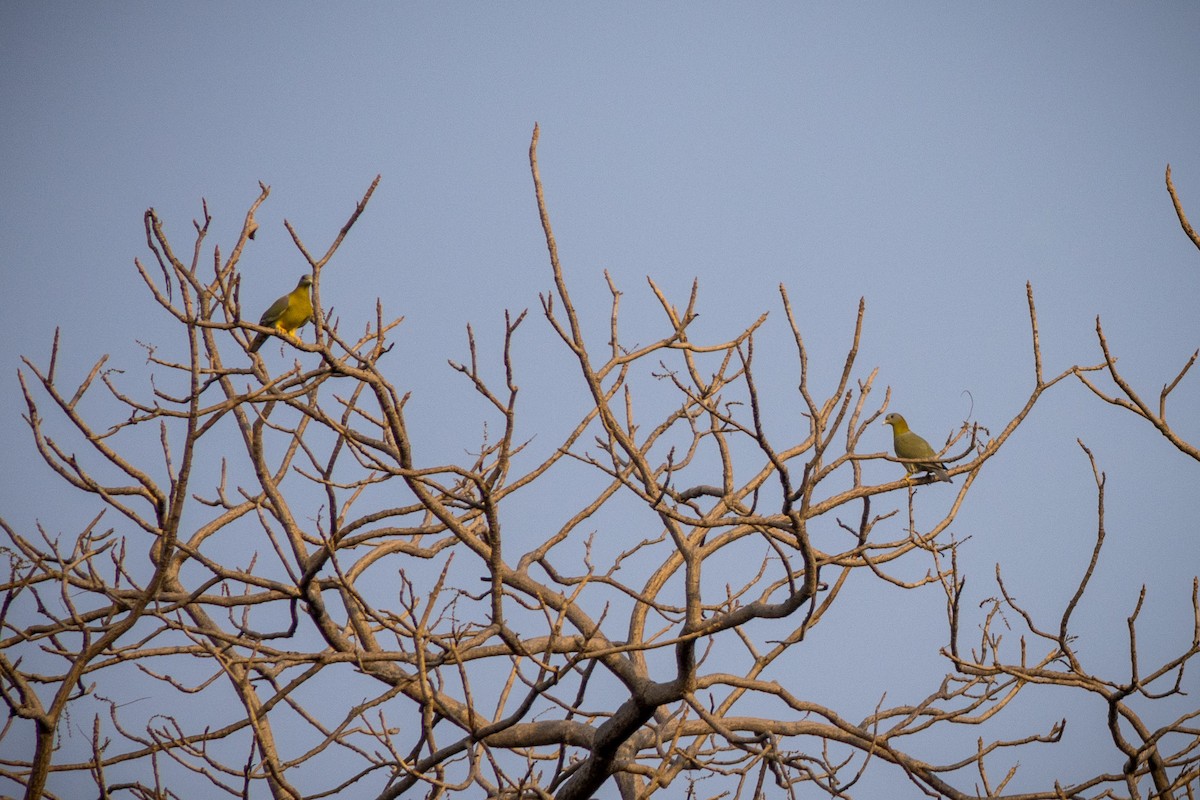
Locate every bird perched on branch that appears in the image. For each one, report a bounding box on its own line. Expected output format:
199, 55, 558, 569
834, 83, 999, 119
883, 413, 951, 483
248, 274, 313, 353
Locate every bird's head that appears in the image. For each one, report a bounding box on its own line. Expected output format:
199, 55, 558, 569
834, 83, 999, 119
883, 413, 909, 433
298, 274, 313, 288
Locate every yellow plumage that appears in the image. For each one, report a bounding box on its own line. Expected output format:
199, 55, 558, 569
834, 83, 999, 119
248, 275, 313, 353
883, 413, 951, 483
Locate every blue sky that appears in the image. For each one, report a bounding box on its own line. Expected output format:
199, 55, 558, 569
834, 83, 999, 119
2, 3, 1199, 795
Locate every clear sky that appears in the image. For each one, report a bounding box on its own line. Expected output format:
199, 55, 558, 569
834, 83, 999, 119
2, 3, 1199, 796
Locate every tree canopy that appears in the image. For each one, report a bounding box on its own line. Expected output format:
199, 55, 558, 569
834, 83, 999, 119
3, 132, 1199, 800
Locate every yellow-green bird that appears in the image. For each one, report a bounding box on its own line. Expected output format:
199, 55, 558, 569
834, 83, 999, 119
248, 275, 313, 353
883, 413, 951, 483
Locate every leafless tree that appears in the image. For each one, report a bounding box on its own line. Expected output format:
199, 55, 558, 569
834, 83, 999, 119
2, 130, 1197, 800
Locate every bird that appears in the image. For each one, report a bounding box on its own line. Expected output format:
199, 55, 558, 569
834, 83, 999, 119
248, 275, 313, 353
883, 413, 951, 483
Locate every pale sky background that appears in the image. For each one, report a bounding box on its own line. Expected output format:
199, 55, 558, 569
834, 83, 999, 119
2, 4, 1199, 797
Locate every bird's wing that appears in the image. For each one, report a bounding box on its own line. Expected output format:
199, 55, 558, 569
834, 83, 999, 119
258, 294, 291, 328
896, 431, 938, 460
